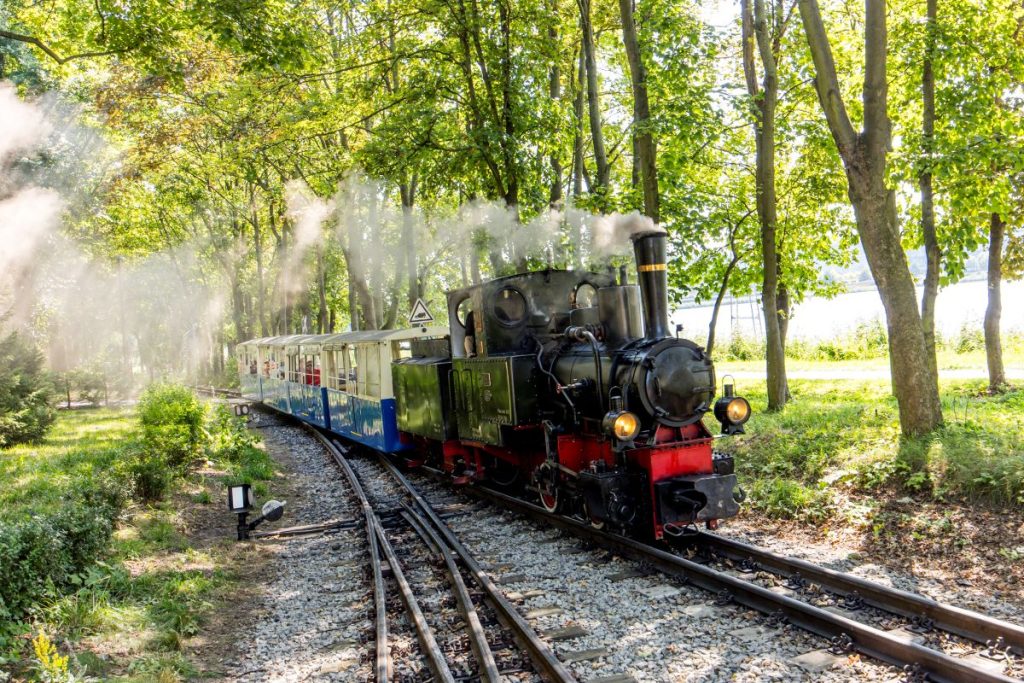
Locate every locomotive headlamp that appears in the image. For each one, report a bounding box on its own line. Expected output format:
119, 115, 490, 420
714, 375, 750, 435
714, 396, 751, 435
603, 409, 641, 441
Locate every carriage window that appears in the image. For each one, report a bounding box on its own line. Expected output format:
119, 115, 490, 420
493, 287, 526, 326
393, 340, 412, 360
362, 346, 380, 398
333, 349, 347, 389
323, 352, 337, 389
302, 354, 321, 386
456, 297, 473, 328
346, 346, 358, 387
575, 282, 598, 308
288, 354, 300, 382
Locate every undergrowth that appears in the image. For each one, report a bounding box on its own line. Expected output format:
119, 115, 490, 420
721, 379, 1024, 521
0, 387, 275, 680
718, 322, 1024, 364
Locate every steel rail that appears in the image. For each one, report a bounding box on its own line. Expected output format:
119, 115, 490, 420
695, 531, 1024, 655
307, 427, 455, 683
376, 455, 578, 683
457, 482, 1018, 683
303, 426, 391, 682
401, 503, 503, 682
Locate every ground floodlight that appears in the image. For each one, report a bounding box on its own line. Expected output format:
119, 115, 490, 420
261, 500, 286, 523
227, 483, 286, 540
227, 483, 253, 513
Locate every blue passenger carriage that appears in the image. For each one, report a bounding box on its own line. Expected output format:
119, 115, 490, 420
236, 326, 448, 452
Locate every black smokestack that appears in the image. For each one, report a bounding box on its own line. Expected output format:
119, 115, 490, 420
632, 229, 670, 339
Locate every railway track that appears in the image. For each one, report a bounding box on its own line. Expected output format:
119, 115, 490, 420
226, 396, 1023, 682
303, 424, 577, 683
448, 480, 1022, 683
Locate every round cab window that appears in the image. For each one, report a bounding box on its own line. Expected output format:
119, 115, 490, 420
575, 282, 598, 308
493, 287, 527, 325
456, 297, 473, 328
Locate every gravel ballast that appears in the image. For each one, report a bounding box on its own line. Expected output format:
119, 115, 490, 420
220, 417, 1023, 681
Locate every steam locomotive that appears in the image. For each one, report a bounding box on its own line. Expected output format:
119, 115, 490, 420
237, 230, 750, 540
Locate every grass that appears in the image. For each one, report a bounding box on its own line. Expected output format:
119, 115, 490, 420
0, 408, 136, 520
718, 347, 1024, 374
2, 403, 277, 681
720, 378, 1024, 521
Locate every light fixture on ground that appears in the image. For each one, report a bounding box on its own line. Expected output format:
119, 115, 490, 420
227, 483, 286, 540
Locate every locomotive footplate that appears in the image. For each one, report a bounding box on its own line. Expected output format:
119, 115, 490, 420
654, 474, 740, 523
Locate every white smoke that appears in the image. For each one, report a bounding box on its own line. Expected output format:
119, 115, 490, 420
0, 84, 51, 167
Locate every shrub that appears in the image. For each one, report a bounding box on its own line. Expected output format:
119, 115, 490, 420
953, 323, 984, 354
0, 332, 56, 448
748, 477, 831, 521
208, 404, 260, 463
722, 334, 764, 361
0, 480, 122, 626
117, 445, 174, 503
138, 384, 206, 470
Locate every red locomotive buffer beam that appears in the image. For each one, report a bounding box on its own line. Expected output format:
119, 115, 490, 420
569, 422, 740, 540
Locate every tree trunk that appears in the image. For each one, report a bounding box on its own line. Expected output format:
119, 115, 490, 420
254, 200, 268, 336
578, 0, 610, 198
316, 245, 328, 334
548, 9, 564, 207
400, 178, 419, 307
278, 230, 290, 334
743, 0, 788, 410
707, 255, 741, 356
799, 0, 942, 435
919, 0, 941, 396
985, 212, 1006, 392
572, 47, 585, 201
618, 0, 659, 222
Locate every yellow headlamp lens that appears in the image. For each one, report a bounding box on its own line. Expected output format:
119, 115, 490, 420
726, 398, 751, 423
613, 412, 640, 440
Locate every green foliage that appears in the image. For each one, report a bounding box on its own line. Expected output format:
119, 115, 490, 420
0, 400, 270, 672
0, 332, 56, 448
118, 445, 175, 503
747, 478, 831, 522
952, 323, 984, 354
720, 379, 1024, 520
208, 404, 260, 462
138, 384, 206, 471
0, 479, 123, 629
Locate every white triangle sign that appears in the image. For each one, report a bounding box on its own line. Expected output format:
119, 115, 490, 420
408, 298, 434, 324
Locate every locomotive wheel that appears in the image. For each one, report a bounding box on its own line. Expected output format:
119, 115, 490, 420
583, 500, 606, 530
488, 459, 520, 490
539, 485, 560, 513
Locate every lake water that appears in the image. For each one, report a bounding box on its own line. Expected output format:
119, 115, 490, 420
671, 278, 1024, 343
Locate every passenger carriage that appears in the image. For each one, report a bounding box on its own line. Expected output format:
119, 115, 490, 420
237, 326, 449, 451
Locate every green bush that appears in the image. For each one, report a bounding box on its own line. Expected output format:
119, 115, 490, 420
0, 332, 56, 448
747, 477, 831, 521
0, 481, 123, 627
208, 404, 260, 463
138, 384, 206, 470
722, 334, 764, 361
117, 446, 175, 502
953, 323, 985, 354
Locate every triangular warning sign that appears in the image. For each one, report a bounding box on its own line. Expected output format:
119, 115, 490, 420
408, 298, 434, 324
